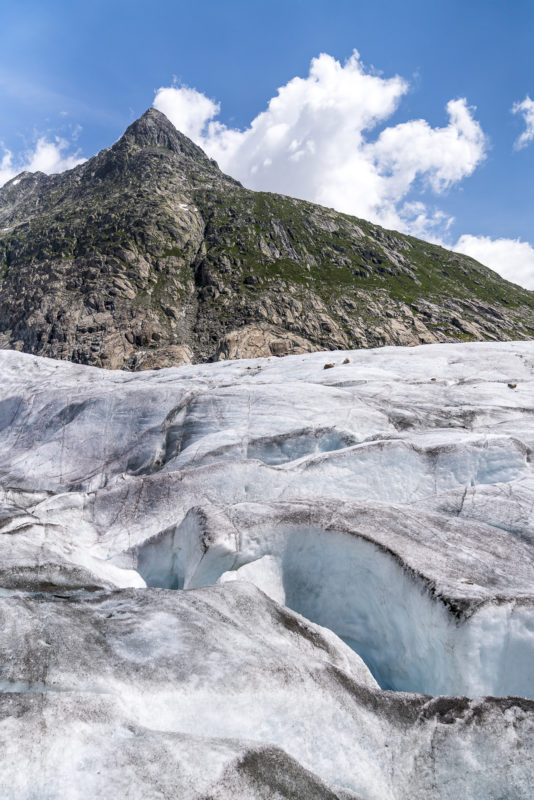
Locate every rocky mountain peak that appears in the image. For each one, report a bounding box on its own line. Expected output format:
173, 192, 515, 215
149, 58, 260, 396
0, 110, 533, 370
118, 107, 219, 168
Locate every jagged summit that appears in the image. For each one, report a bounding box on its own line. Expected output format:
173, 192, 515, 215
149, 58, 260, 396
124, 107, 182, 145
0, 110, 533, 369
118, 108, 219, 167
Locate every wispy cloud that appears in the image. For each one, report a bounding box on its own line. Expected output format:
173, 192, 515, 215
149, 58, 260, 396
154, 51, 487, 238
0, 68, 125, 127
512, 95, 534, 150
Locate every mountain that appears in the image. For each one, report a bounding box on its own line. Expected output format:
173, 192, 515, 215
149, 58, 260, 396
0, 108, 533, 369
1, 340, 533, 797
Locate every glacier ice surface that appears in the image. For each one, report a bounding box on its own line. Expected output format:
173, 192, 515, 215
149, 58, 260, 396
1, 341, 534, 797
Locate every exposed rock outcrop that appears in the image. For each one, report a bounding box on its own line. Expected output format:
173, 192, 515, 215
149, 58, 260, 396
215, 324, 320, 359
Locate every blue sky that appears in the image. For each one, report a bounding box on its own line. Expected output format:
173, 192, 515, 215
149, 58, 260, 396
1, 0, 533, 287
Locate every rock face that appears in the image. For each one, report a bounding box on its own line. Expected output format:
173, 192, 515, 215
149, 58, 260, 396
1, 340, 534, 798
0, 108, 533, 369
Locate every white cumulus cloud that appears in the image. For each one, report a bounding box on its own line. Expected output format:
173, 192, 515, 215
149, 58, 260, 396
512, 95, 534, 150
154, 51, 487, 236
151, 85, 220, 142
0, 136, 85, 188
455, 234, 534, 290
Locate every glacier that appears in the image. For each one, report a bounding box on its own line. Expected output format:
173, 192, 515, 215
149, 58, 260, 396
1, 340, 534, 798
